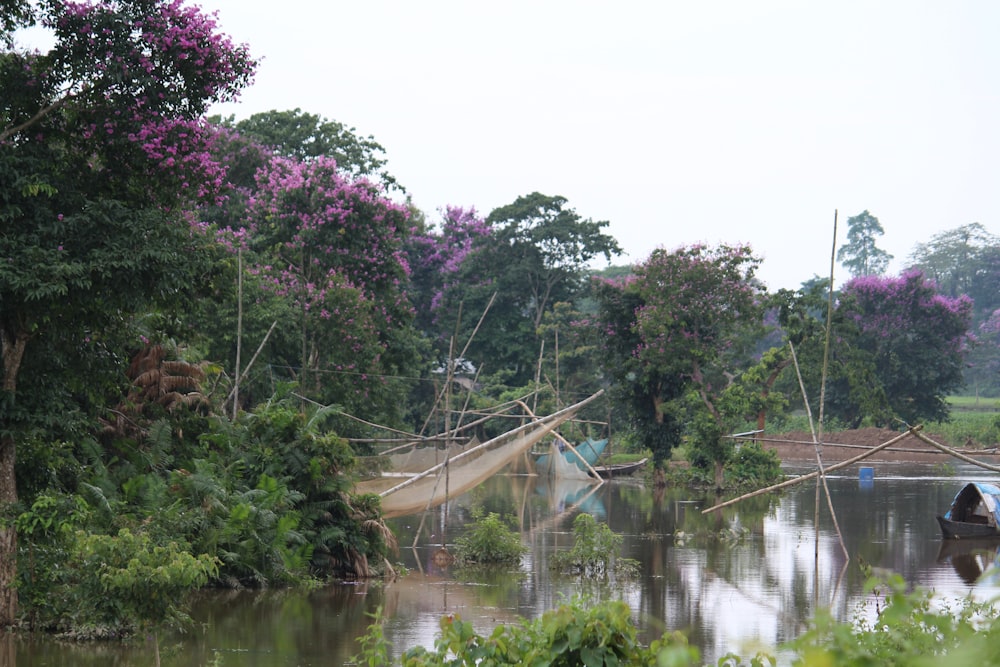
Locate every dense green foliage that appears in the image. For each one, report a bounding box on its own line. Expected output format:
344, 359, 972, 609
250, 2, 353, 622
14, 389, 394, 635
788, 572, 1000, 667
384, 597, 706, 667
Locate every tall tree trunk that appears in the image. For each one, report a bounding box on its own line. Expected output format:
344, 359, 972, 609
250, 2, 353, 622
0, 323, 28, 627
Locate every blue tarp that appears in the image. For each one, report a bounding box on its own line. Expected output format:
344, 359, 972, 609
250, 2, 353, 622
943, 482, 1000, 526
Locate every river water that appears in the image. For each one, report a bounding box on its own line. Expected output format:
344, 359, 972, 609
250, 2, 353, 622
8, 461, 1000, 666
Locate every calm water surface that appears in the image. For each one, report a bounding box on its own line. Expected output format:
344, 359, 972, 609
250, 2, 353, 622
8, 461, 1000, 666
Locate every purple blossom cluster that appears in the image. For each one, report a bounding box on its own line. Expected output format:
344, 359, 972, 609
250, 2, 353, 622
231, 152, 414, 385
8, 1, 257, 212
408, 206, 491, 317
841, 270, 972, 351
45, 0, 255, 115
127, 116, 227, 202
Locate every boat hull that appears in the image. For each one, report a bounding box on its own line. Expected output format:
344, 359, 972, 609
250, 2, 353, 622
937, 515, 1000, 539
593, 458, 648, 479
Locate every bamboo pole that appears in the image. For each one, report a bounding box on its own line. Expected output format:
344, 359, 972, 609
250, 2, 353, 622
792, 344, 848, 560
812, 210, 845, 575
233, 246, 243, 420
701, 425, 923, 514
226, 320, 278, 409
913, 431, 1000, 473
746, 436, 997, 455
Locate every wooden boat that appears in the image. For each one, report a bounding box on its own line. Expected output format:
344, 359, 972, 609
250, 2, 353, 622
354, 391, 603, 518
593, 458, 648, 479
534, 438, 608, 475
937, 482, 1000, 539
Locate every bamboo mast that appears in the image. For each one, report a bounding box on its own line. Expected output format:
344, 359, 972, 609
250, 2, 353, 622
233, 246, 242, 420
790, 340, 849, 562
811, 210, 850, 569
226, 320, 278, 409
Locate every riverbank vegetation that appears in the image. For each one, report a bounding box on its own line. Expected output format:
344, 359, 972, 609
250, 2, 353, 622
5, 0, 1000, 644
352, 572, 1000, 666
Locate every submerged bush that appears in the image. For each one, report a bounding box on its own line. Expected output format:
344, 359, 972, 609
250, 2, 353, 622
550, 513, 638, 577
724, 441, 783, 491
453, 511, 525, 565
66, 528, 218, 638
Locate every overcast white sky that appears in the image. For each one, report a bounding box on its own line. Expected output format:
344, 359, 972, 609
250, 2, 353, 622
42, 1, 1000, 289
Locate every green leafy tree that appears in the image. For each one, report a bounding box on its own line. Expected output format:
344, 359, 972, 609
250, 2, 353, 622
70, 528, 217, 652
633, 245, 766, 483
223, 108, 401, 192
907, 223, 998, 300
593, 272, 686, 466
537, 301, 608, 416
837, 210, 893, 277
906, 223, 1000, 393
907, 223, 1000, 331
0, 0, 255, 625
443, 193, 620, 386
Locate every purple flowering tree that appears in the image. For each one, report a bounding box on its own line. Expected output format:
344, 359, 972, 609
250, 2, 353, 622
827, 270, 973, 427
405, 205, 491, 342
239, 154, 416, 414
594, 245, 769, 473
0, 0, 255, 625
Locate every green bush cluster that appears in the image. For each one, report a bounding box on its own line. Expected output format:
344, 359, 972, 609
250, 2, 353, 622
355, 597, 710, 667
724, 442, 783, 491
927, 410, 1000, 448
14, 392, 392, 635
788, 572, 1000, 666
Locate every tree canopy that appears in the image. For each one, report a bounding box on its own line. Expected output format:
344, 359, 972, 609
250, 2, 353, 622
837, 210, 892, 277
595, 244, 768, 469
788, 270, 973, 428
432, 192, 621, 385
219, 108, 401, 192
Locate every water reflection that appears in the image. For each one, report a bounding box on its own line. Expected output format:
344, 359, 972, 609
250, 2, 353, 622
12, 463, 1000, 666
937, 539, 1000, 585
